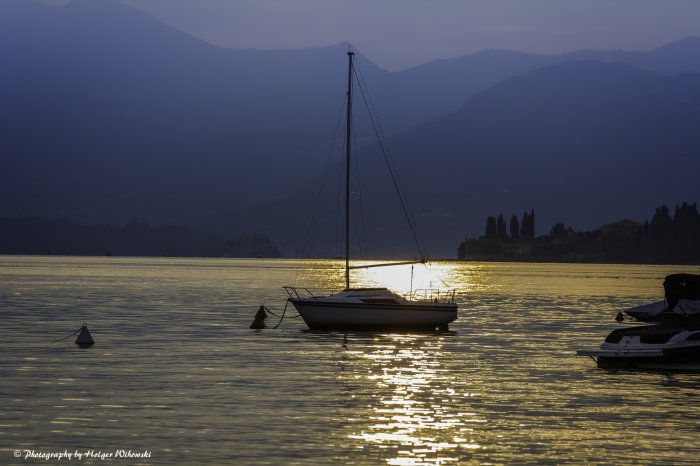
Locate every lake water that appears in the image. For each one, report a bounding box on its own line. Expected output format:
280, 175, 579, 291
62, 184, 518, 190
1, 256, 699, 465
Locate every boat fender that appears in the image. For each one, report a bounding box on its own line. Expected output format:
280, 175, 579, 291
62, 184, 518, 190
75, 323, 95, 348
615, 311, 625, 322
250, 305, 268, 329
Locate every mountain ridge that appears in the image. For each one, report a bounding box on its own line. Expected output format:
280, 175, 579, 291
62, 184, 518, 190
3, 0, 700, 257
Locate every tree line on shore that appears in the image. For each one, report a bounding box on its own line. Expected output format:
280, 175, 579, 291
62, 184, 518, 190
458, 203, 700, 264
484, 209, 536, 240
0, 217, 281, 258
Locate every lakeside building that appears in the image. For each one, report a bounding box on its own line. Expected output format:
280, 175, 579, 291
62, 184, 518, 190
458, 204, 699, 264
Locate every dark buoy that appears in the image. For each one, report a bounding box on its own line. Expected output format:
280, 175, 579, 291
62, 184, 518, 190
75, 323, 95, 348
250, 305, 268, 329
615, 311, 625, 322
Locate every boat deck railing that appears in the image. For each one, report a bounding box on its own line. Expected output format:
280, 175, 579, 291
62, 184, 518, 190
284, 286, 456, 303
283, 286, 322, 300
410, 288, 457, 304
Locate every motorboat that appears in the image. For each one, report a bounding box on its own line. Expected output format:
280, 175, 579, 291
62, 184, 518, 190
577, 316, 700, 370
577, 273, 700, 370
623, 274, 700, 322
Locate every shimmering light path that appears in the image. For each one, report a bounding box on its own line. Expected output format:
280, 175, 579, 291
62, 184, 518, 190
1, 257, 699, 464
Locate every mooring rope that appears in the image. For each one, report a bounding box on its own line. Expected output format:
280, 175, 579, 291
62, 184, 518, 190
260, 301, 301, 329
50, 324, 85, 343
271, 301, 289, 329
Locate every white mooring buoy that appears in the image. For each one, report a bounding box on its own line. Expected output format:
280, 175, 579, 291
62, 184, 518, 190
75, 323, 95, 348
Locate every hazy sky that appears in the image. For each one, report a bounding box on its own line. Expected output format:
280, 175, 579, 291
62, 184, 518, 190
45, 0, 700, 70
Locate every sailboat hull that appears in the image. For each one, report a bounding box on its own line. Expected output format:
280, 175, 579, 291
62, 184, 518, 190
290, 299, 458, 331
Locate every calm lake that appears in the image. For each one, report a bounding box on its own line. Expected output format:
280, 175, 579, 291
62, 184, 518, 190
1, 256, 699, 465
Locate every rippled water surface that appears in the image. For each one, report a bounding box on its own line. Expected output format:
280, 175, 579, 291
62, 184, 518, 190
1, 256, 699, 465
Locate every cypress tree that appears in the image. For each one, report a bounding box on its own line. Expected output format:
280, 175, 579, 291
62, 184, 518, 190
520, 211, 529, 238
485, 216, 497, 239
497, 213, 507, 238
510, 215, 520, 239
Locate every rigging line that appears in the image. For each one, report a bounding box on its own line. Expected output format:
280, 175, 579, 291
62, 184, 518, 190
352, 127, 369, 260
335, 133, 345, 259
353, 60, 428, 257
354, 63, 429, 258
422, 261, 452, 289
352, 65, 427, 259
341, 114, 366, 262
300, 98, 347, 262
336, 114, 350, 259
349, 196, 365, 262
353, 61, 429, 258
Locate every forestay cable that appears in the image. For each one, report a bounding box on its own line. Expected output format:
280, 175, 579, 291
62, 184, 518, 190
352, 61, 428, 260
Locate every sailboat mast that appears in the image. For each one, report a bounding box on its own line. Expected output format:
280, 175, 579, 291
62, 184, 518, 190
345, 51, 354, 290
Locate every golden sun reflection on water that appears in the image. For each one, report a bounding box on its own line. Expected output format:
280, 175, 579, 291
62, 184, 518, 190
340, 334, 482, 465
294, 260, 472, 299
5, 258, 700, 464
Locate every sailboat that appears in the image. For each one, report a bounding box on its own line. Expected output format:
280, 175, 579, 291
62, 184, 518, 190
284, 52, 458, 331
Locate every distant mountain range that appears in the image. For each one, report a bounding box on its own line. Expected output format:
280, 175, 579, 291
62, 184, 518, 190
2, 0, 699, 258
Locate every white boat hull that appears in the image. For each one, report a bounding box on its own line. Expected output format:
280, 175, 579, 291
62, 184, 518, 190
290, 299, 458, 330
577, 325, 700, 370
